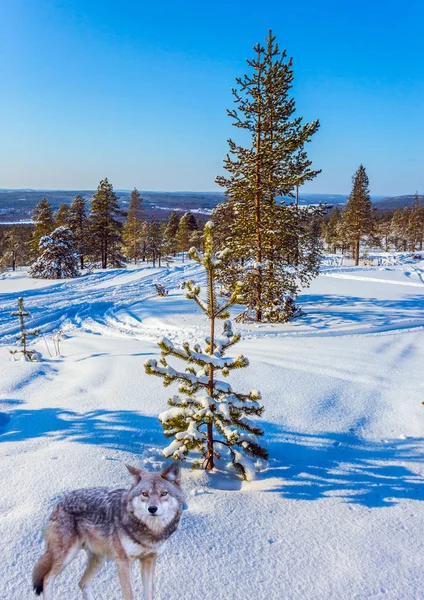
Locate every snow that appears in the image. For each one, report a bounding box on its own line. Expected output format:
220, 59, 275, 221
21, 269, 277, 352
0, 257, 424, 598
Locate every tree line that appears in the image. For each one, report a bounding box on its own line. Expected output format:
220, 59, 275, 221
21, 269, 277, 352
323, 174, 424, 261
0, 179, 205, 274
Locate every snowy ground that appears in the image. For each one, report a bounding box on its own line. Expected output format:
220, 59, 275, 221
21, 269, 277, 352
0, 257, 423, 599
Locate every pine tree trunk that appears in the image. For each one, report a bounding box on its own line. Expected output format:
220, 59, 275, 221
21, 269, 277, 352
104, 233, 108, 269
12, 250, 16, 271
206, 270, 215, 470
355, 237, 360, 266
80, 255, 84, 270
253, 47, 263, 322
294, 185, 300, 267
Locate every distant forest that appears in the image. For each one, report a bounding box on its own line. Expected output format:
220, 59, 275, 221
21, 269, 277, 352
0, 189, 418, 224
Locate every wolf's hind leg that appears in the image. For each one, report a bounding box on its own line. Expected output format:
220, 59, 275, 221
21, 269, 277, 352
140, 554, 157, 600
42, 541, 80, 600
79, 552, 103, 600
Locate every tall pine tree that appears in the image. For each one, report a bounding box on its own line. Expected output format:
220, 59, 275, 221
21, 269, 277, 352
325, 207, 341, 253
55, 204, 71, 228
216, 30, 321, 321
123, 188, 145, 264
146, 220, 165, 267
342, 165, 374, 265
69, 194, 89, 269
31, 198, 54, 257
89, 178, 124, 268
164, 211, 180, 255
177, 212, 198, 262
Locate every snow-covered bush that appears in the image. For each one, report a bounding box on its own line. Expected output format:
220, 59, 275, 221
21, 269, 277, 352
154, 283, 169, 296
145, 221, 268, 480
262, 295, 303, 323
29, 226, 80, 279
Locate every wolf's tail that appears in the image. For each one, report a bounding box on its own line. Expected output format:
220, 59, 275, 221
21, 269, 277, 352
32, 551, 52, 595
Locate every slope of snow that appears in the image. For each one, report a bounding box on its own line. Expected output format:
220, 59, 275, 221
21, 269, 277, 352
0, 258, 423, 599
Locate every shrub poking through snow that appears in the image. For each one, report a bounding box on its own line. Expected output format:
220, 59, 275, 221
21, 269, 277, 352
154, 283, 169, 297
145, 221, 268, 480
29, 226, 80, 279
10, 297, 40, 361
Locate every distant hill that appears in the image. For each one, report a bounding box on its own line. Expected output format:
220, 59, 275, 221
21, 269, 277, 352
0, 189, 411, 223
372, 195, 423, 211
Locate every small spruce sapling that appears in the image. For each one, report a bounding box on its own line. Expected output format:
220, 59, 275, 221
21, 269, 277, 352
10, 297, 40, 361
145, 221, 268, 480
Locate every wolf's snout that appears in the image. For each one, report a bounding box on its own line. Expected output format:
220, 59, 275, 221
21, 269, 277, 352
148, 505, 158, 514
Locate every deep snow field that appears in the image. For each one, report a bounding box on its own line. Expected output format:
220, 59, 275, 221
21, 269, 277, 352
0, 256, 423, 600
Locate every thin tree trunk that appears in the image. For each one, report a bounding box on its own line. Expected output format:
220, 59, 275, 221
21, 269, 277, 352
206, 269, 215, 470
255, 49, 263, 322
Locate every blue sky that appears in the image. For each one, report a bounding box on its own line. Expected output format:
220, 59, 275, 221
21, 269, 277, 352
1, 0, 423, 195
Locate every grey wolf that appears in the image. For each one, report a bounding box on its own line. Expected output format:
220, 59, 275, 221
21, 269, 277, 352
32, 462, 183, 600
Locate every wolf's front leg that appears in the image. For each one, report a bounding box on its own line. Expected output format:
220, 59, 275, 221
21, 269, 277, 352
117, 560, 134, 600
140, 554, 157, 600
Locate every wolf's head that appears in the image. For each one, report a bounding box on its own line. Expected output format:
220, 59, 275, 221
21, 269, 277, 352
125, 462, 183, 530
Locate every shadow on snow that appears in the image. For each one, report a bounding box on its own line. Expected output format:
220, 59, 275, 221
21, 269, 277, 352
297, 293, 424, 330
262, 423, 424, 508
1, 401, 423, 508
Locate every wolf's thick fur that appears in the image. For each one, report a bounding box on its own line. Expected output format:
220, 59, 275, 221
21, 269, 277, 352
32, 463, 182, 600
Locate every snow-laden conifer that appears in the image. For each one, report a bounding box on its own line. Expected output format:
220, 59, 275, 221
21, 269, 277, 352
145, 222, 268, 480
29, 226, 80, 279
10, 297, 40, 361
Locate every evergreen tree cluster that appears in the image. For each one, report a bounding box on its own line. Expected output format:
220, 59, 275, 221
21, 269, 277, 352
321, 181, 424, 258
389, 195, 424, 252
0, 225, 32, 272
26, 180, 205, 278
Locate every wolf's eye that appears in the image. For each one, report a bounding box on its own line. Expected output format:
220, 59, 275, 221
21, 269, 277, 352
161, 491, 168, 497
141, 491, 149, 498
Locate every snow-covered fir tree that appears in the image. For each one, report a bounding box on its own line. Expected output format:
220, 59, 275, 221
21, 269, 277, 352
10, 297, 40, 361
145, 222, 268, 480
29, 226, 80, 279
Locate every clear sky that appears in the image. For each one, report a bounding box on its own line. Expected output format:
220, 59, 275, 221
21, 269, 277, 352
1, 0, 423, 195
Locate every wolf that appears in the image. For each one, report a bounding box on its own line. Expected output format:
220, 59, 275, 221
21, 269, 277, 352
32, 462, 183, 600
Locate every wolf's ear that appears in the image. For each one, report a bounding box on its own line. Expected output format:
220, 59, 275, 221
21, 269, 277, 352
125, 464, 142, 485
161, 462, 181, 486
